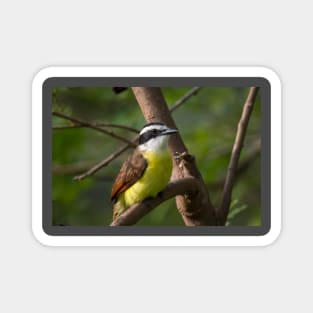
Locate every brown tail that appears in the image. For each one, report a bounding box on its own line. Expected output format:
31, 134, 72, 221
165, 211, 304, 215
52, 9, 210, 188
112, 207, 119, 221
112, 202, 123, 222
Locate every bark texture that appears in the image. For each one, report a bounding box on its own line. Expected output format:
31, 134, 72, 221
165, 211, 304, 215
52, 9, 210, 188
132, 87, 217, 226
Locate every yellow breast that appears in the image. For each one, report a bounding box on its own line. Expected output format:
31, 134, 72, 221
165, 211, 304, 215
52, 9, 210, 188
121, 149, 172, 209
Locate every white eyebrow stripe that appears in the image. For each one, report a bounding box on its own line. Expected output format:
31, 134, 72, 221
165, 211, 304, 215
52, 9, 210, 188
140, 124, 167, 135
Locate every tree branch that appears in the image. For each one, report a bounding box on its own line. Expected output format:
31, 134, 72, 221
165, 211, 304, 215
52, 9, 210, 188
111, 178, 198, 226
53, 160, 95, 175
218, 87, 259, 224
53, 123, 139, 133
132, 87, 217, 226
69, 87, 202, 182
208, 139, 261, 191
74, 138, 138, 181
170, 87, 201, 112
53, 111, 137, 147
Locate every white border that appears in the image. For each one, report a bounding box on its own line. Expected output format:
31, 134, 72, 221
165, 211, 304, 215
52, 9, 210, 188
32, 66, 281, 246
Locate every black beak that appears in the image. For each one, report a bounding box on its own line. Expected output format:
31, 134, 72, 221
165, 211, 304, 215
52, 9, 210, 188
161, 128, 179, 136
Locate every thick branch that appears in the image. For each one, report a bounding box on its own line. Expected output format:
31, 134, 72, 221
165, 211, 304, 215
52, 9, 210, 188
111, 178, 198, 226
53, 111, 136, 147
132, 87, 217, 226
218, 87, 259, 224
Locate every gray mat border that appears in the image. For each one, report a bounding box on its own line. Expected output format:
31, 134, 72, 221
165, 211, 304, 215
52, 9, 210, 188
42, 77, 271, 236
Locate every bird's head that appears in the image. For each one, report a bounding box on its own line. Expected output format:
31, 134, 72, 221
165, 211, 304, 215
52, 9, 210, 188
138, 122, 178, 152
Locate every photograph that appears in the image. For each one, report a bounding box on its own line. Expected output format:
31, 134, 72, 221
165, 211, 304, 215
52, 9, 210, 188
51, 85, 262, 228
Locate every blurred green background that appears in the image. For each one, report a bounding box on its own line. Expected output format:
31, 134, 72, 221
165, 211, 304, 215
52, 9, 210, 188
52, 87, 261, 226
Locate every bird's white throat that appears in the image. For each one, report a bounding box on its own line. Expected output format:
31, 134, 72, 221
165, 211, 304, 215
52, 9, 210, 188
139, 135, 170, 152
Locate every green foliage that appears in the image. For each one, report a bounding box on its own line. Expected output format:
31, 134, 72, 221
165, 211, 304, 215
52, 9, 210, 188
52, 87, 261, 226
226, 199, 248, 226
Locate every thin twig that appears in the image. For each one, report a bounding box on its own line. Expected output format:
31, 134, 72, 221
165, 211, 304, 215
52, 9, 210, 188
53, 111, 137, 147
74, 139, 138, 181
53, 160, 95, 175
218, 87, 259, 225
209, 139, 261, 190
170, 87, 201, 112
53, 123, 139, 133
111, 178, 198, 226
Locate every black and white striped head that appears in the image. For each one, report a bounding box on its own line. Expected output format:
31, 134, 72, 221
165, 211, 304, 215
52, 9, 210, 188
138, 123, 178, 151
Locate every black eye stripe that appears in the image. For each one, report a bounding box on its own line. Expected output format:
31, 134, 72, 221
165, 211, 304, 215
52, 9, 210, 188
139, 129, 163, 144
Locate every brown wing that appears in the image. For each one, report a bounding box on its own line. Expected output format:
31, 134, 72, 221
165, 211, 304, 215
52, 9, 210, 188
110, 148, 147, 203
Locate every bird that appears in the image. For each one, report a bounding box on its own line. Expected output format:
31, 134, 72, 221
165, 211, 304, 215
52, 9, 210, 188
110, 122, 178, 221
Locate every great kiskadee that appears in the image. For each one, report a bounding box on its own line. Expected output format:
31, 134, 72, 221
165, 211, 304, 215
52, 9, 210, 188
111, 122, 178, 221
